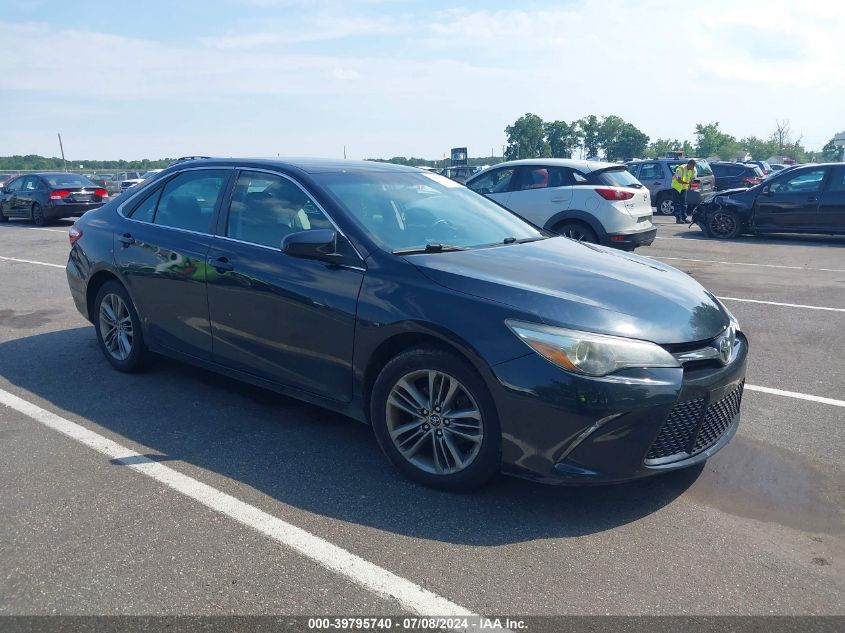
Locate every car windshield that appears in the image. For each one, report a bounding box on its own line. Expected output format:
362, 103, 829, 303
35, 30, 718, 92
42, 174, 98, 188
593, 168, 642, 187
313, 170, 544, 252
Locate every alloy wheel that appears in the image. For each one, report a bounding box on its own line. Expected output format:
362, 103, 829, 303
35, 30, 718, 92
385, 369, 483, 475
659, 198, 675, 215
709, 212, 737, 238
99, 293, 134, 361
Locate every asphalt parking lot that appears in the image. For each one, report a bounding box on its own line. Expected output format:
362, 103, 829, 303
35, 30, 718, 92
0, 215, 843, 618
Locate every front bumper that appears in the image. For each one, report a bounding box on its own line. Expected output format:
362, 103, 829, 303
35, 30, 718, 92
490, 333, 748, 484
606, 226, 657, 250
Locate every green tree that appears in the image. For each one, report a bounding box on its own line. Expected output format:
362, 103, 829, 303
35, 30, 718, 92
598, 116, 649, 161
740, 136, 778, 161
818, 137, 843, 162
577, 115, 601, 159
544, 120, 581, 158
694, 121, 736, 158
505, 113, 551, 159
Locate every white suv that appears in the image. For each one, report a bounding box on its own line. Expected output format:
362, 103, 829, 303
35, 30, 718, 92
465, 159, 656, 250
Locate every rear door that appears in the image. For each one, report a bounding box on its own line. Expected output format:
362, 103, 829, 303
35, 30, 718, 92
752, 167, 828, 231
205, 169, 365, 401
465, 166, 517, 208
507, 165, 575, 226
114, 168, 232, 360
17, 175, 44, 213
816, 166, 845, 231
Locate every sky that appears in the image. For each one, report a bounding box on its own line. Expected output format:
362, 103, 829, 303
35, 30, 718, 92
0, 0, 842, 160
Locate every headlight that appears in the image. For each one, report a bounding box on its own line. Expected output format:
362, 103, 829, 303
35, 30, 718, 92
506, 320, 680, 377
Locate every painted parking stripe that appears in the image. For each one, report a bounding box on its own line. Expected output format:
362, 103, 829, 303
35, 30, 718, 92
651, 256, 845, 274
746, 385, 845, 408
0, 388, 492, 629
717, 296, 845, 313
0, 255, 65, 269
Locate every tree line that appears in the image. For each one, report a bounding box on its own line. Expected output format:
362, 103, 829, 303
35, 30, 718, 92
503, 113, 842, 163
0, 155, 172, 171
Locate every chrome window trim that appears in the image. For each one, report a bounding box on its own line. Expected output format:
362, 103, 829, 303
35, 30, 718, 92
226, 167, 366, 264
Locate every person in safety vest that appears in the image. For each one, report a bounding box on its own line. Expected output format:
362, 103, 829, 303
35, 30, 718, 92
671, 159, 697, 224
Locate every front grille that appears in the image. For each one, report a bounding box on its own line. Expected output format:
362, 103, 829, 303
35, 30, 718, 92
645, 398, 704, 461
645, 381, 744, 464
693, 381, 744, 453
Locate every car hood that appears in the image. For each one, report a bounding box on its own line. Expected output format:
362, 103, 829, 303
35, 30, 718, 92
407, 238, 729, 345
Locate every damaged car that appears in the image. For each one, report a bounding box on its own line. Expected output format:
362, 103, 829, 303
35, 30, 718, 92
691, 163, 845, 239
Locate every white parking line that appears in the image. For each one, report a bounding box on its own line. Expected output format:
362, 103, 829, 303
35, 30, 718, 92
746, 385, 845, 408
718, 296, 845, 313
0, 225, 68, 233
652, 256, 845, 274
0, 256, 65, 269
0, 388, 485, 626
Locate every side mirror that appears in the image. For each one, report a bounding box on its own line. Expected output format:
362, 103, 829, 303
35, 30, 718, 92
282, 229, 343, 263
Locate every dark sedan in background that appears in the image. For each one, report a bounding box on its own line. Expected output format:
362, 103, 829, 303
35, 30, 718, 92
693, 162, 845, 239
66, 158, 747, 489
0, 172, 109, 225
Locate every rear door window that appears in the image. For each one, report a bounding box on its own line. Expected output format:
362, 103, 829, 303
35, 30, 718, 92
827, 167, 845, 192
770, 169, 827, 194
638, 163, 663, 180
153, 170, 229, 233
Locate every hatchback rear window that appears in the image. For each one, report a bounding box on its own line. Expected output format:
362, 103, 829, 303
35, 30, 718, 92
593, 168, 642, 188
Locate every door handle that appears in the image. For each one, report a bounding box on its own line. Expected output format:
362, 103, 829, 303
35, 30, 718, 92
551, 197, 567, 203
807, 196, 818, 202
208, 256, 234, 272
118, 233, 134, 246
653, 182, 661, 185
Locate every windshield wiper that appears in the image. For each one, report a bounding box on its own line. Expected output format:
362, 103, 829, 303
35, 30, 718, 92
393, 243, 467, 255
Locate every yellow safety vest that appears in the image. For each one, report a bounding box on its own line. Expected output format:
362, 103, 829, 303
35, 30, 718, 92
672, 165, 695, 192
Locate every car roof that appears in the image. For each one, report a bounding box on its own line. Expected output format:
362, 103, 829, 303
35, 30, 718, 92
627, 157, 707, 163
476, 158, 622, 174
165, 157, 420, 175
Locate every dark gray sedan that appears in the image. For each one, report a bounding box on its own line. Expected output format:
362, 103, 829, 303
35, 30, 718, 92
0, 172, 109, 226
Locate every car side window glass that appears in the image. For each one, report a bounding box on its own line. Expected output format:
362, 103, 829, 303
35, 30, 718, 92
154, 170, 228, 233
770, 169, 826, 194
828, 168, 845, 192
519, 167, 550, 190
639, 163, 662, 180
128, 187, 163, 223
226, 170, 334, 249
5, 178, 23, 192
23, 176, 41, 191
468, 168, 515, 194
572, 171, 588, 184
626, 164, 639, 177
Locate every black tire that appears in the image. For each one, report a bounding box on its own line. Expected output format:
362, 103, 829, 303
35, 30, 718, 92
656, 192, 675, 216
31, 202, 49, 226
0, 203, 8, 223
554, 221, 598, 244
93, 281, 153, 373
704, 209, 742, 239
370, 347, 501, 490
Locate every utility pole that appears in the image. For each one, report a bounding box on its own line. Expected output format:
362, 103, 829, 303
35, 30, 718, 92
57, 133, 67, 172
343, 145, 347, 160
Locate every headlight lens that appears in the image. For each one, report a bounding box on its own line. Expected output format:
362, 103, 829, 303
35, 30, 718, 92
506, 320, 680, 377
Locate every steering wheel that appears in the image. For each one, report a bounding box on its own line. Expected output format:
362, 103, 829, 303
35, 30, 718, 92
430, 218, 461, 240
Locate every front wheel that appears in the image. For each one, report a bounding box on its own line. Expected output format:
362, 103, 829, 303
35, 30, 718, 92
704, 209, 742, 239
371, 348, 501, 490
94, 281, 153, 372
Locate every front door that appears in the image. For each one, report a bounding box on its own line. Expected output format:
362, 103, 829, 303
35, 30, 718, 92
753, 167, 828, 231
507, 165, 575, 226
465, 166, 516, 208
205, 169, 365, 402
114, 168, 232, 360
